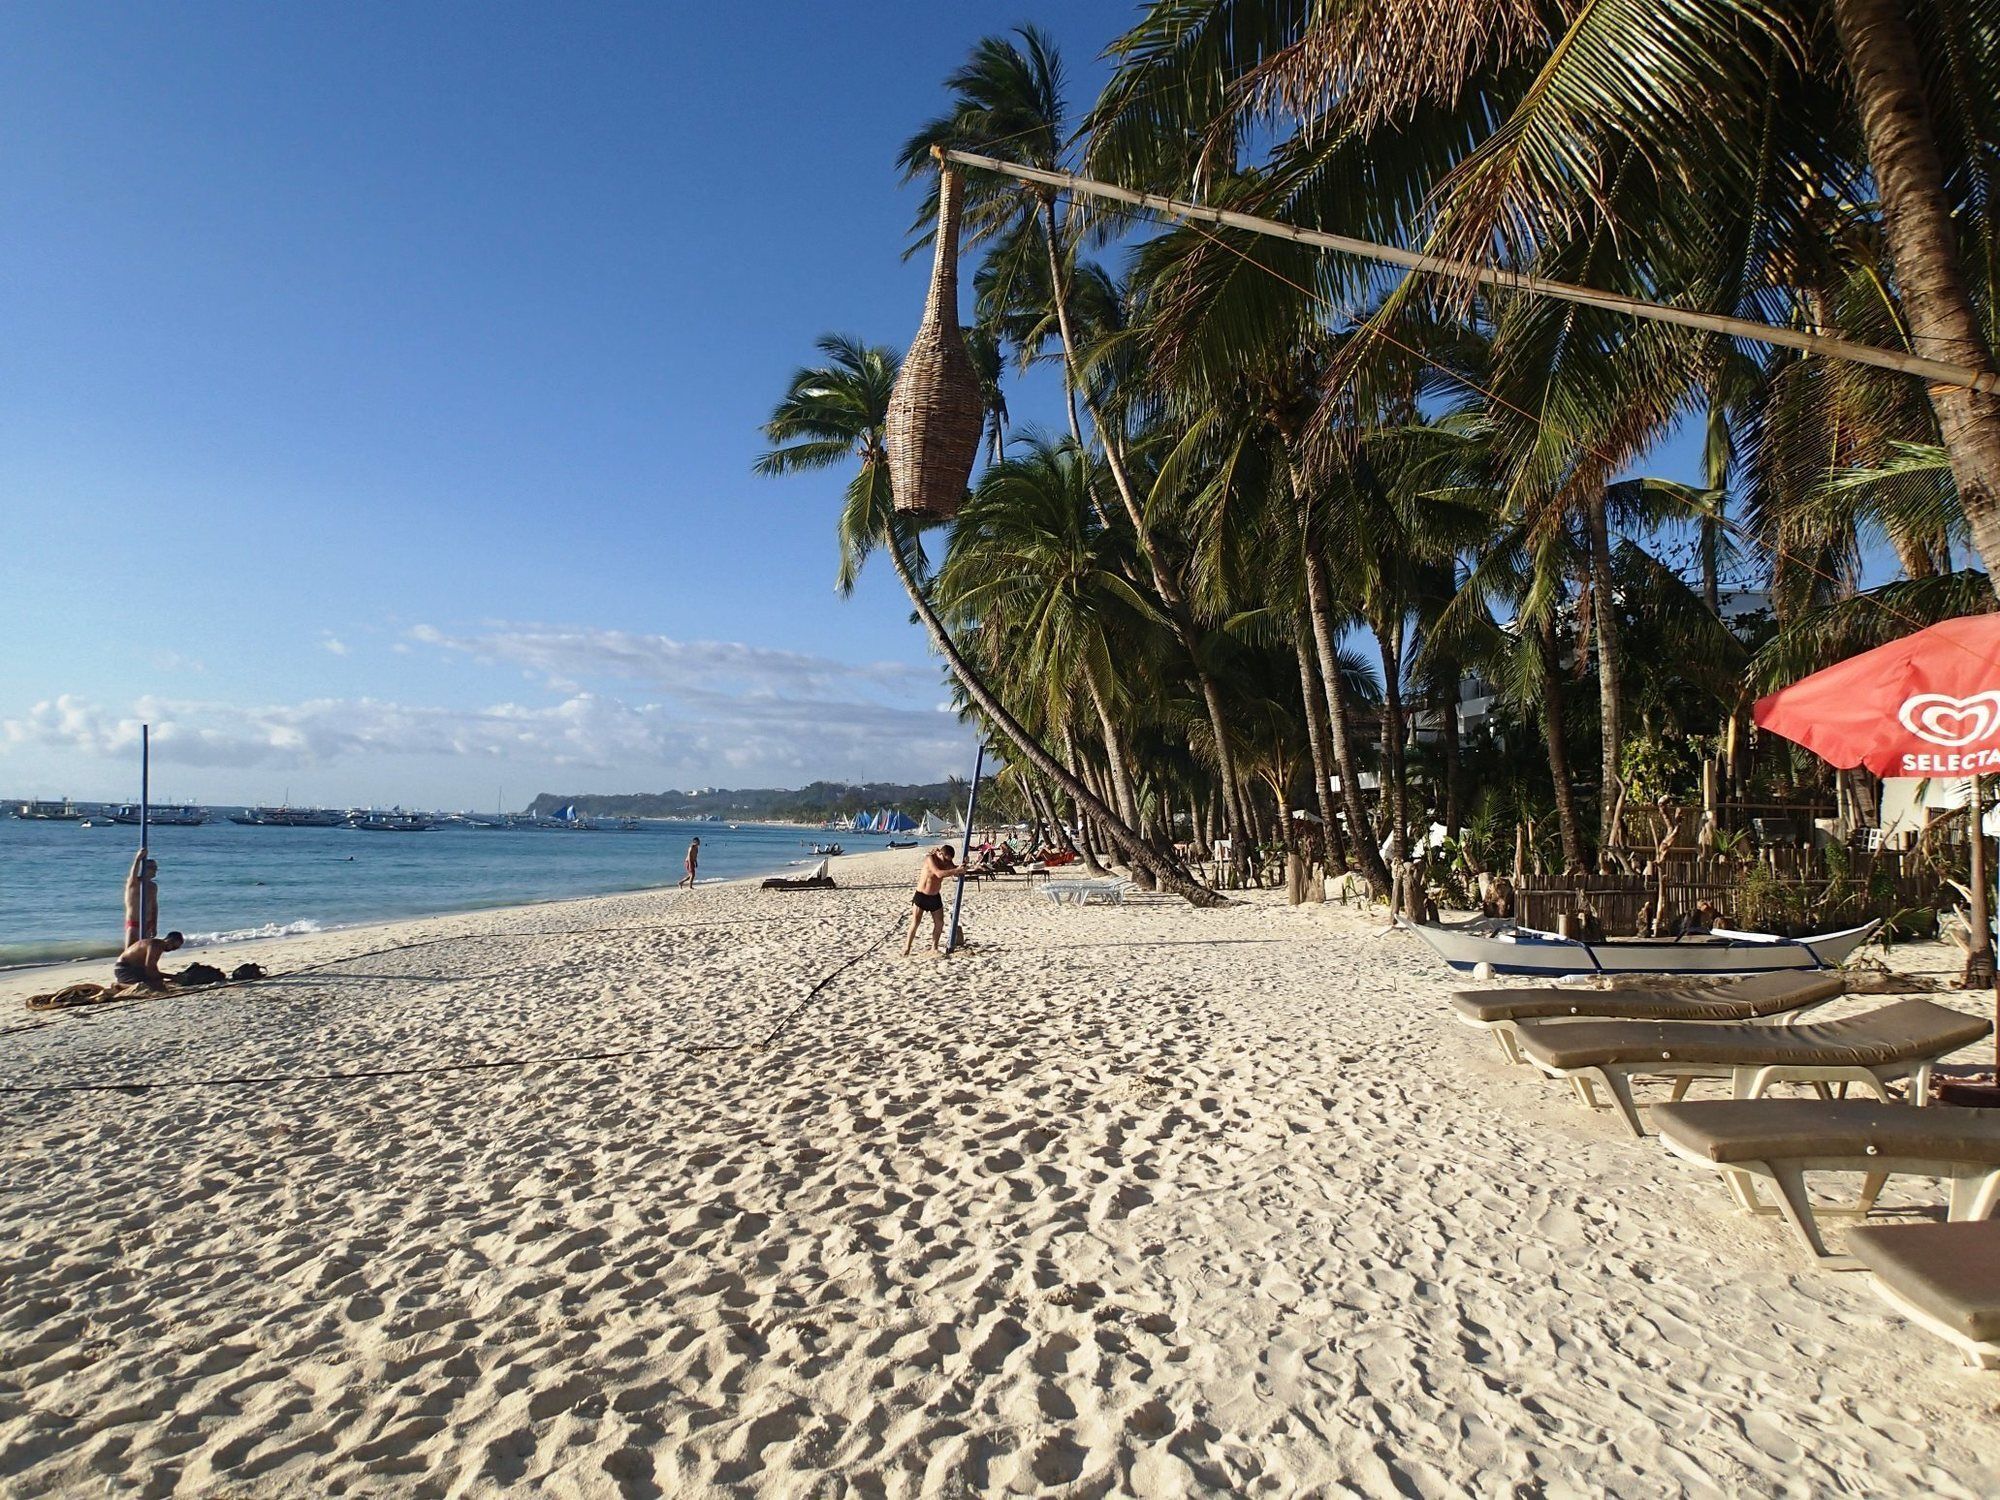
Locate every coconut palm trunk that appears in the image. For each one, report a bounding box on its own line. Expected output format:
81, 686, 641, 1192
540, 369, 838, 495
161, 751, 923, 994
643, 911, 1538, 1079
1087, 677, 1156, 889
1536, 616, 1588, 873
1373, 620, 1409, 864
1295, 626, 1343, 851
1305, 550, 1393, 895
1034, 194, 1250, 878
1833, 0, 2000, 596
1584, 489, 1624, 856
881, 528, 1219, 904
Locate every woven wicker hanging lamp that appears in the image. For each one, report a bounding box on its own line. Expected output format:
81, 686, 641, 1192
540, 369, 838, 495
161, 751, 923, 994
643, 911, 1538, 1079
885, 154, 983, 520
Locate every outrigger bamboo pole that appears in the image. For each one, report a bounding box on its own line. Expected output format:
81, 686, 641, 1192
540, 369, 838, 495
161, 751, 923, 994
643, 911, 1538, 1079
941, 150, 2000, 396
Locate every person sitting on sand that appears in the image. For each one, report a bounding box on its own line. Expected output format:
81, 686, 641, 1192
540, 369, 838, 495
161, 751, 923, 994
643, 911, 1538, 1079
114, 930, 183, 991
904, 844, 965, 955
680, 836, 700, 890
124, 846, 159, 944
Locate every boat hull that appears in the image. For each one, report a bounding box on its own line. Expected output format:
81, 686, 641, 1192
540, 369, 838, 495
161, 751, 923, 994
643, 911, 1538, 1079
1407, 920, 1880, 977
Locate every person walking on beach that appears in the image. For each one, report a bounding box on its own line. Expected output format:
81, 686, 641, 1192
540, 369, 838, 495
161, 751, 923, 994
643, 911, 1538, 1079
114, 930, 182, 991
904, 844, 965, 956
680, 836, 700, 889
124, 847, 159, 944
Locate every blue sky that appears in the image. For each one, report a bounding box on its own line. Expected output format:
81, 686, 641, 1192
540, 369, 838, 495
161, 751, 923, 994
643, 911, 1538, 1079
1, 2, 1704, 808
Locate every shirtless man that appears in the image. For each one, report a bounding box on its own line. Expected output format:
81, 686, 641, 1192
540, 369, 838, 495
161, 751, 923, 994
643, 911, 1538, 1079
680, 836, 700, 890
904, 844, 965, 956
124, 847, 159, 945
114, 930, 183, 990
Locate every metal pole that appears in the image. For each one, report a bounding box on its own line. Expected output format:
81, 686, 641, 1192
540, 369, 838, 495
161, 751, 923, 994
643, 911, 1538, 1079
140, 722, 150, 850
940, 150, 2000, 396
945, 741, 986, 956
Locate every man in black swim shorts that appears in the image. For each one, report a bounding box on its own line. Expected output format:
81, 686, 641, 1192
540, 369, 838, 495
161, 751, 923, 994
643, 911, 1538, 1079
113, 930, 183, 990
904, 844, 965, 956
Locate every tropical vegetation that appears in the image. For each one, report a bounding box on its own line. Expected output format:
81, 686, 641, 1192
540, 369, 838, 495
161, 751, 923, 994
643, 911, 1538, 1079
758, 7, 2000, 908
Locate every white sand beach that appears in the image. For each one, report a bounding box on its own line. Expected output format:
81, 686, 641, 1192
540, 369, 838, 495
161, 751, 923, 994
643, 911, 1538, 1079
2, 848, 1994, 1497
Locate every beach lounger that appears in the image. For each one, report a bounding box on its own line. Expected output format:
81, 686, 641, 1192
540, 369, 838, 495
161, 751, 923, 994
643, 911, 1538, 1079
1847, 1221, 2000, 1369
1451, 971, 1848, 1065
1041, 878, 1130, 906
1652, 1099, 2000, 1265
1514, 999, 1992, 1138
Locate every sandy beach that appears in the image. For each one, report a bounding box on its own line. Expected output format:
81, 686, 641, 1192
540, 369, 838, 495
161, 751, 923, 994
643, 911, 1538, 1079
2, 847, 1994, 1497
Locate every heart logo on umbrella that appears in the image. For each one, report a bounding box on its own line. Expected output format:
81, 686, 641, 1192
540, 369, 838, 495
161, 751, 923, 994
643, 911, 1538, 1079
1898, 691, 2000, 748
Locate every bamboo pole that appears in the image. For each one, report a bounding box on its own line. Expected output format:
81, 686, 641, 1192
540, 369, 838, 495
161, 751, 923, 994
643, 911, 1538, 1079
941, 150, 2000, 396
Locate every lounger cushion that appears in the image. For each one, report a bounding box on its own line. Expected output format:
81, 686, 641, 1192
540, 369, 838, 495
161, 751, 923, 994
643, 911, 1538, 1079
1515, 998, 1990, 1072
1847, 1221, 2000, 1343
1651, 1099, 2000, 1165
1450, 971, 1845, 1026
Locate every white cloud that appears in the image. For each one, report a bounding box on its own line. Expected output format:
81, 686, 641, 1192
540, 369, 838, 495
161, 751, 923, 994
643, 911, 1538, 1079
406, 622, 927, 699
1, 623, 976, 798
1, 688, 971, 787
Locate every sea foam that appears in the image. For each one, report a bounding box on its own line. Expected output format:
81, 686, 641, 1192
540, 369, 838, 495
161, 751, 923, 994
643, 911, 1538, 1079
184, 919, 326, 949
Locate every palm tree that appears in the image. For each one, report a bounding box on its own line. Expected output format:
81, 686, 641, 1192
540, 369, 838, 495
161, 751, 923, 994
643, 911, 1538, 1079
755, 335, 1221, 905
1090, 0, 2000, 593
902, 30, 1259, 875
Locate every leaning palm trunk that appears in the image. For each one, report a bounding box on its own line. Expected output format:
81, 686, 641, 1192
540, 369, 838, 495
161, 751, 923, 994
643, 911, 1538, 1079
1833, 0, 2000, 597
1305, 551, 1393, 896
1585, 490, 1624, 859
881, 528, 1220, 904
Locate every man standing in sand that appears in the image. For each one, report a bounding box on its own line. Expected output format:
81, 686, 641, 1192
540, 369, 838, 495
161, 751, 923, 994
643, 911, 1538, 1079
904, 843, 965, 956
124, 846, 159, 944
680, 836, 700, 889
114, 930, 183, 990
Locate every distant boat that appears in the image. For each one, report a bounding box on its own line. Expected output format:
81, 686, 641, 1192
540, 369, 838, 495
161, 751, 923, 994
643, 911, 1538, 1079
14, 799, 81, 821
229, 805, 345, 828
106, 803, 207, 827
351, 811, 433, 832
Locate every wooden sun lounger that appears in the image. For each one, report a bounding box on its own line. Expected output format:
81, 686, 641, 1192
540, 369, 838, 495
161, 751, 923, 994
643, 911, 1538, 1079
1451, 971, 1848, 1065
1652, 1099, 2000, 1266
1848, 1221, 2000, 1370
1513, 999, 1993, 1137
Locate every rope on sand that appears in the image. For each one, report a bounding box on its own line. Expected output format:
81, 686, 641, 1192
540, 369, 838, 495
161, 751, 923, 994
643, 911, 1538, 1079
0, 905, 907, 1098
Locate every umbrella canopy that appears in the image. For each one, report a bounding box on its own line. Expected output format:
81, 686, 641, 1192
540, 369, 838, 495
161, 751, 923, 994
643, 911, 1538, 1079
1752, 613, 2000, 779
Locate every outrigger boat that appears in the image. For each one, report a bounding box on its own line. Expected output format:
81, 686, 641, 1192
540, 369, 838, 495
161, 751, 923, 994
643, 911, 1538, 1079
1407, 918, 1880, 978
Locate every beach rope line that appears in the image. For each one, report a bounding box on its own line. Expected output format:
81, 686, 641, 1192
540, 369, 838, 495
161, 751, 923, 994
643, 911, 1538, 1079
3, 898, 910, 1095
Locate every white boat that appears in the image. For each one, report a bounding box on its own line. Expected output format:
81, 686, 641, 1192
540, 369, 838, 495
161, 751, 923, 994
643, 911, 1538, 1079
1406, 918, 1880, 978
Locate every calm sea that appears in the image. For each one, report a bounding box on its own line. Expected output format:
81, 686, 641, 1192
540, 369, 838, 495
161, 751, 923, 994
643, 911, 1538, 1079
0, 816, 840, 968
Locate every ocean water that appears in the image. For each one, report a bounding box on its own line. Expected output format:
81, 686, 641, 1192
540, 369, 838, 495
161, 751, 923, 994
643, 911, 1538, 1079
0, 817, 842, 968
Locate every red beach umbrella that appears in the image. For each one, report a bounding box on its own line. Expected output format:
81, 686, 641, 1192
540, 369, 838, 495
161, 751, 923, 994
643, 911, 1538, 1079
1754, 611, 2000, 1085
1752, 613, 2000, 778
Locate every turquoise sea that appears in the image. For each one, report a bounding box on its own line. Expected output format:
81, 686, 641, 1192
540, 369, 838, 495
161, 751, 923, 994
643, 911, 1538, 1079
0, 816, 836, 968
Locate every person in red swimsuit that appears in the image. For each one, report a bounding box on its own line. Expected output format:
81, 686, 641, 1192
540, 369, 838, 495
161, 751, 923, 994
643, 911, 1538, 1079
123, 847, 159, 945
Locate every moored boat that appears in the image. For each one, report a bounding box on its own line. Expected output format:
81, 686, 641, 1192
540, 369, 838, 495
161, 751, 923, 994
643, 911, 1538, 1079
106, 804, 208, 826
14, 799, 81, 821
1406, 918, 1881, 978
228, 805, 346, 827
